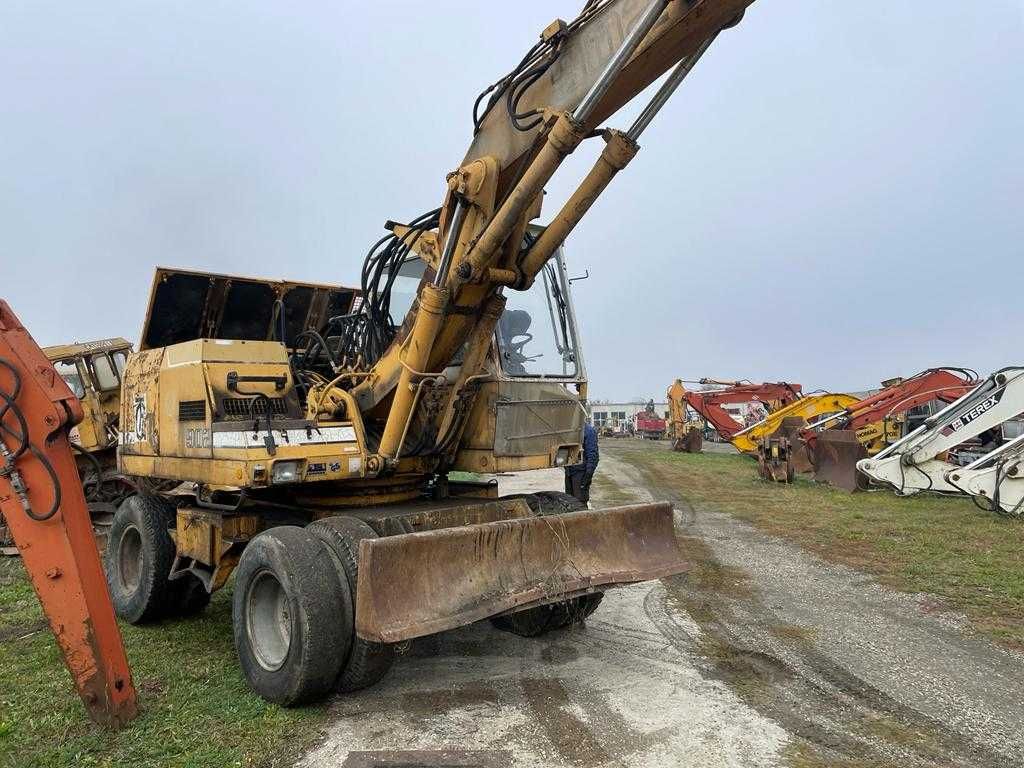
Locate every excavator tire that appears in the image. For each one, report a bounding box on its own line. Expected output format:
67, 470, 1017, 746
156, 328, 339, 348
232, 526, 349, 706
104, 494, 179, 624
490, 491, 604, 636
307, 516, 397, 693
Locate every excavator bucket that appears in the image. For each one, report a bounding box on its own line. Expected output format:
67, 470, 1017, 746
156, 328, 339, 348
761, 417, 814, 474
812, 430, 870, 492
354, 502, 684, 643
674, 430, 703, 453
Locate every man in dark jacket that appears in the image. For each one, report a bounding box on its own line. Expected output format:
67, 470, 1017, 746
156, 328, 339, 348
565, 420, 599, 505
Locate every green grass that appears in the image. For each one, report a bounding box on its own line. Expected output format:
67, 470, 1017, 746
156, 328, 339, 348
619, 447, 1024, 649
0, 558, 324, 768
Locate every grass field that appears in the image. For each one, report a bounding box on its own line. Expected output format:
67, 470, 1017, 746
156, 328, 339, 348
615, 446, 1024, 649
0, 558, 323, 768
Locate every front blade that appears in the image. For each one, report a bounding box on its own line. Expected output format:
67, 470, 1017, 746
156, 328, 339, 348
355, 502, 684, 643
812, 430, 870, 492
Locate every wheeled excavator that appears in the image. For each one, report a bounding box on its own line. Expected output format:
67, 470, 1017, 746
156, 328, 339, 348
859, 367, 1024, 500
83, 0, 762, 707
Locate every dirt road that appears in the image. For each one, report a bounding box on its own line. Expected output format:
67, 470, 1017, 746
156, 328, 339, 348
299, 440, 1024, 768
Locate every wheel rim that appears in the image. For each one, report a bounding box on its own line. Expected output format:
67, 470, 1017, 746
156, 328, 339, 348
247, 570, 291, 671
117, 524, 143, 593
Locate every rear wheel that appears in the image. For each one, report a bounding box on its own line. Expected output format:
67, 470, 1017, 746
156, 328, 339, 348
308, 516, 398, 692
232, 526, 351, 706
491, 491, 604, 637
104, 494, 178, 624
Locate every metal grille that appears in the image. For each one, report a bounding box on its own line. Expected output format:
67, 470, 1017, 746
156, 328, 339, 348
178, 400, 206, 422
221, 397, 288, 419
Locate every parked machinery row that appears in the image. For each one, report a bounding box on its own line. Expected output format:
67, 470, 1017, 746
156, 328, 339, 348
665, 367, 1024, 514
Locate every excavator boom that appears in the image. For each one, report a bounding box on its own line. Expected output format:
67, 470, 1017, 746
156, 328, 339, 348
0, 301, 137, 728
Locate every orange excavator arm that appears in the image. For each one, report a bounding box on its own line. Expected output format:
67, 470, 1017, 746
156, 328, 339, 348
0, 300, 137, 728
801, 368, 979, 448
684, 381, 803, 441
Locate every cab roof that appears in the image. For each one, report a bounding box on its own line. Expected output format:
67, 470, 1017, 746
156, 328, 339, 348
43, 338, 133, 361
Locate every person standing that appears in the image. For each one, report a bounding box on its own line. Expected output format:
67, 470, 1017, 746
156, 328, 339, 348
565, 419, 599, 505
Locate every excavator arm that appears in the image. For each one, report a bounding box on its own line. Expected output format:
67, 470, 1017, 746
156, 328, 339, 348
946, 433, 1024, 517
337, 0, 755, 466
858, 367, 1024, 496
799, 368, 978, 491
731, 393, 859, 455
0, 301, 137, 728
679, 380, 803, 443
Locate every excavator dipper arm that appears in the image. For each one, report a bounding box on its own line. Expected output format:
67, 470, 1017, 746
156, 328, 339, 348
684, 382, 803, 442
0, 300, 137, 728
858, 367, 1024, 497
946, 434, 1024, 517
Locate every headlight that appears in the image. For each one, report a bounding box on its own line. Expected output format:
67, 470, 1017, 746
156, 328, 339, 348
554, 447, 571, 466
271, 460, 300, 484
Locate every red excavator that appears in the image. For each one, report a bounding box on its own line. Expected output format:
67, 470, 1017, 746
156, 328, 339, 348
667, 378, 803, 453
781, 368, 978, 491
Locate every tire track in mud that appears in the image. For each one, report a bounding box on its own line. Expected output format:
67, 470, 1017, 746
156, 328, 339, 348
597, 444, 1013, 768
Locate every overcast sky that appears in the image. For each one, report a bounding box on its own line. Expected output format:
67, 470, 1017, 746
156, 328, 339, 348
2, 1, 1021, 401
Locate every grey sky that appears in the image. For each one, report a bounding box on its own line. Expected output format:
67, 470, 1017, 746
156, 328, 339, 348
2, 1, 1021, 401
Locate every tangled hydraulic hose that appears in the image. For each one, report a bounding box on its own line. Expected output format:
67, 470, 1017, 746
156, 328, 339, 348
0, 357, 61, 521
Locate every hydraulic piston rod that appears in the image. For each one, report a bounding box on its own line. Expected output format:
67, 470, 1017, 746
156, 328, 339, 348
519, 34, 719, 287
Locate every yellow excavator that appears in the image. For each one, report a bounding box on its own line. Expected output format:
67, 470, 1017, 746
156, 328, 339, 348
103, 0, 758, 706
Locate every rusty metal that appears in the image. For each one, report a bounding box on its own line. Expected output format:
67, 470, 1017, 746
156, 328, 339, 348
757, 437, 794, 483
0, 300, 137, 728
674, 429, 703, 453
812, 430, 871, 492
354, 502, 684, 643
763, 416, 814, 474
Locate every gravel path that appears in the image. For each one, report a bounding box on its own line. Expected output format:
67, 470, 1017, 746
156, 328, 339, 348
298, 441, 1024, 767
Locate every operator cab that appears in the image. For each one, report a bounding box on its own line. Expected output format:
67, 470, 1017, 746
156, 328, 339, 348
388, 226, 585, 382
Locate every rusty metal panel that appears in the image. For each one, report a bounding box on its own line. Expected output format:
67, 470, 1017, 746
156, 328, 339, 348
354, 502, 685, 643
494, 381, 583, 457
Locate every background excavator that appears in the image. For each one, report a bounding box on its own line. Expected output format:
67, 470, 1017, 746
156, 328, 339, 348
666, 378, 803, 453
859, 367, 1024, 499
761, 368, 979, 491
7, 0, 759, 710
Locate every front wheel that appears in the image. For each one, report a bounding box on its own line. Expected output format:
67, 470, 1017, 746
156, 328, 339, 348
232, 526, 352, 706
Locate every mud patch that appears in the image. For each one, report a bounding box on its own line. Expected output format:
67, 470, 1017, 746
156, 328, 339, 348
401, 684, 501, 717
540, 643, 579, 665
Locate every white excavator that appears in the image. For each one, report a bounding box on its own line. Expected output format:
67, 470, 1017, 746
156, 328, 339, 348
857, 367, 1024, 500
945, 432, 1024, 517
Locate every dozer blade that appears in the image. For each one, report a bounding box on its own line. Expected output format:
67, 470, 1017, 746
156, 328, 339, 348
812, 430, 870, 492
355, 502, 684, 643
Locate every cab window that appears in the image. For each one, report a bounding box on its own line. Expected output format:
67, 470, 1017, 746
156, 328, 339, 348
54, 360, 86, 398
497, 261, 579, 378
90, 353, 119, 391
112, 350, 128, 376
